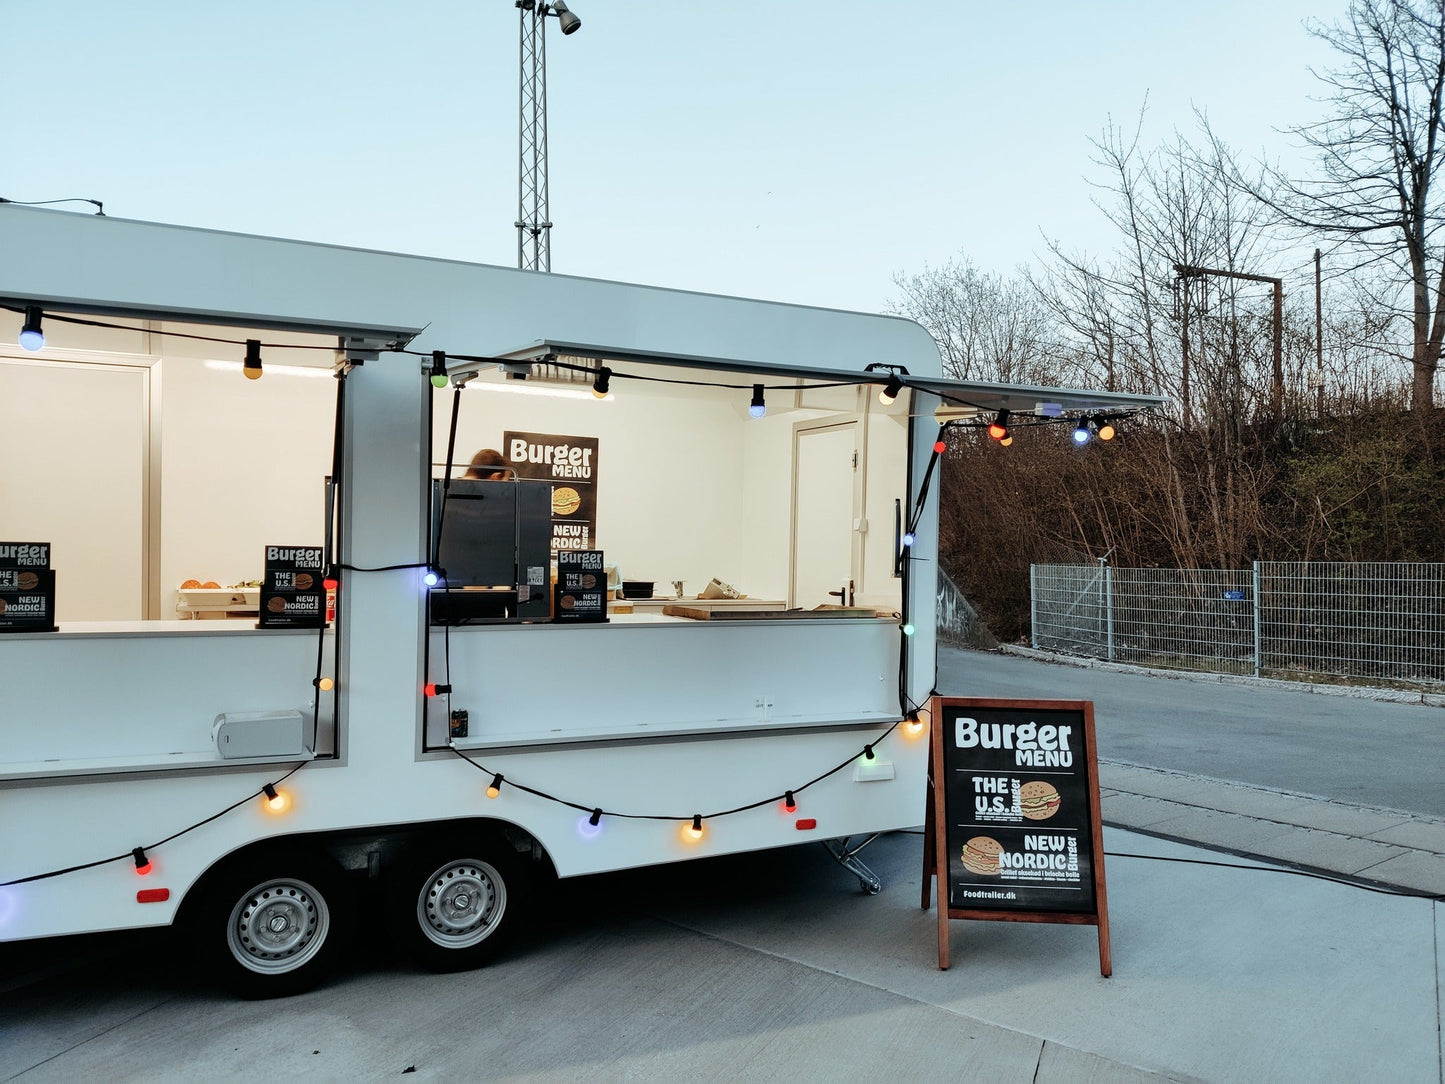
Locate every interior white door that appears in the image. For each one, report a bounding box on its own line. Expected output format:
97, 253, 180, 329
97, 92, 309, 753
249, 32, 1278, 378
0, 358, 147, 621
791, 422, 858, 608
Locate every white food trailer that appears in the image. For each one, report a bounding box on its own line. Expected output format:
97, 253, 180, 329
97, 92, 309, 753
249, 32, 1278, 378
0, 206, 1162, 996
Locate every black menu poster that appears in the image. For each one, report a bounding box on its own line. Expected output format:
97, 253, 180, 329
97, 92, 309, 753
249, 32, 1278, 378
258, 545, 326, 629
925, 697, 1111, 974
0, 542, 56, 632
555, 550, 606, 623
502, 431, 599, 553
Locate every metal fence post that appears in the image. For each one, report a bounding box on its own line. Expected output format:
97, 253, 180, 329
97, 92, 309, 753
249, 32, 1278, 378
1105, 563, 1115, 662
1252, 561, 1262, 678
1030, 564, 1038, 649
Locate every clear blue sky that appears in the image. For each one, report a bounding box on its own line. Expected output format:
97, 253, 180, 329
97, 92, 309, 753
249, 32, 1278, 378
2, 1, 1334, 312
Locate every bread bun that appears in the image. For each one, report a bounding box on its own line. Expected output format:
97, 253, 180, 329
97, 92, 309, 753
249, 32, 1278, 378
552, 486, 582, 516
1020, 780, 1062, 821
960, 835, 1003, 876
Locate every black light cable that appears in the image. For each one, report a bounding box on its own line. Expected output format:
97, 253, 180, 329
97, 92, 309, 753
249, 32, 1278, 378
0, 305, 346, 350
404, 348, 884, 394
449, 720, 902, 825
0, 762, 307, 888
1104, 850, 1444, 902
0, 195, 104, 214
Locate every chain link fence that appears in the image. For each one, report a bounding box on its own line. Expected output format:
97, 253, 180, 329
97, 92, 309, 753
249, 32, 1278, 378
1032, 561, 1445, 689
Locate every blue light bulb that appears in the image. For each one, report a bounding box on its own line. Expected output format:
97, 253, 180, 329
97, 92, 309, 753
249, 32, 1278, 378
901, 532, 916, 547
1072, 424, 1091, 445
424, 570, 440, 587
902, 622, 916, 636
18, 307, 44, 351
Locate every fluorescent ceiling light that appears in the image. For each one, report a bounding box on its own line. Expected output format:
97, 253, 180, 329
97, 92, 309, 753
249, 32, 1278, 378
932, 404, 983, 422
205, 359, 335, 379
471, 380, 610, 401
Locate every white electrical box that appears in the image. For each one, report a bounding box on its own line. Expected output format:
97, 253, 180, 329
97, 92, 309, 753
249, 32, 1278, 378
212, 710, 311, 759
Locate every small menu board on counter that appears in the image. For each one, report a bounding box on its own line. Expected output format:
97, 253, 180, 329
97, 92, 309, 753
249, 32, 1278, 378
924, 697, 1110, 975
257, 545, 326, 629
554, 549, 606, 623
0, 542, 56, 632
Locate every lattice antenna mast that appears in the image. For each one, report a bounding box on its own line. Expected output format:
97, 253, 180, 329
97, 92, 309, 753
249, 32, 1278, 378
516, 1, 580, 271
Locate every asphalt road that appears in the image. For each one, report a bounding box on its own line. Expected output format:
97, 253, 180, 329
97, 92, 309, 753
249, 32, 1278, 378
937, 646, 1445, 817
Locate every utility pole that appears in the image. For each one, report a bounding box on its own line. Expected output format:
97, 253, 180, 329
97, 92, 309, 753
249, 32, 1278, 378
1174, 263, 1285, 420
516, 1, 581, 272
1314, 248, 1324, 418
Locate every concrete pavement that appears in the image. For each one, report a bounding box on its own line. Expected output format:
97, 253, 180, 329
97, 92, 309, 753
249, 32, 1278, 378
1100, 759, 1445, 899
3, 825, 1441, 1082
5, 648, 1443, 1080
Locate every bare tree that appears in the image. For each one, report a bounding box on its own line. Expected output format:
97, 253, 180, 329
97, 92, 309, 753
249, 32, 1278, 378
1273, 0, 1445, 412
889, 258, 1060, 385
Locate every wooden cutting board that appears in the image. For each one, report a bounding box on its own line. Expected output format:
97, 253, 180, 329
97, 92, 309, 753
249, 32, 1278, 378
661, 605, 887, 620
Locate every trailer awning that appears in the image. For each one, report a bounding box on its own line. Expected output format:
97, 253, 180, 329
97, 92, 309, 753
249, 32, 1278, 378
903, 376, 1170, 417
491, 339, 1170, 417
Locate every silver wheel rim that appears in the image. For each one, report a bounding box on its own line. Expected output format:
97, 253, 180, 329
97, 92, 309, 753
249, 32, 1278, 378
416, 859, 507, 950
226, 876, 331, 975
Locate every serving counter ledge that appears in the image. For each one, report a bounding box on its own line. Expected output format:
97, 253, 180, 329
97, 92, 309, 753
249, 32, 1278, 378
0, 621, 334, 783
425, 613, 903, 749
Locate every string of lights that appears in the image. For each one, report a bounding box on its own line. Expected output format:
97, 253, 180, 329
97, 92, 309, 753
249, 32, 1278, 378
0, 308, 1147, 890
449, 722, 904, 830
6, 303, 1154, 441
0, 304, 345, 355
0, 762, 306, 888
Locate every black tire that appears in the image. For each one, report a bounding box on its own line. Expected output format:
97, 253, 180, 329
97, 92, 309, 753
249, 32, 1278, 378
389, 833, 528, 972
190, 849, 353, 999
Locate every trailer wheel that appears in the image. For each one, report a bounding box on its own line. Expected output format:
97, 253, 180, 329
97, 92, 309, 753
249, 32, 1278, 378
391, 836, 527, 972
194, 851, 352, 998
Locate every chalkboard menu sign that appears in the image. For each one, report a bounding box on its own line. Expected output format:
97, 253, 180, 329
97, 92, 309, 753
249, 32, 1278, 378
0, 542, 57, 632
502, 430, 599, 554
257, 545, 326, 629
924, 697, 1111, 975
554, 549, 606, 623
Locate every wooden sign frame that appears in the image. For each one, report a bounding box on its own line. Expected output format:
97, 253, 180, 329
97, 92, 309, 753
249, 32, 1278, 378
922, 696, 1111, 975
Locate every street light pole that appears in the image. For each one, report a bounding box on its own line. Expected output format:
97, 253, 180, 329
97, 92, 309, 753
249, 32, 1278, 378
515, 1, 581, 272
1174, 263, 1285, 421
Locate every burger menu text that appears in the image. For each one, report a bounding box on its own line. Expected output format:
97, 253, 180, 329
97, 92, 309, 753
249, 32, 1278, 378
0, 541, 57, 632
503, 430, 600, 553
258, 545, 326, 629
941, 704, 1096, 915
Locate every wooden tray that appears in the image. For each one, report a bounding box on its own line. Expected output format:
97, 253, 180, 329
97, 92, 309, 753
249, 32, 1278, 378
661, 605, 887, 621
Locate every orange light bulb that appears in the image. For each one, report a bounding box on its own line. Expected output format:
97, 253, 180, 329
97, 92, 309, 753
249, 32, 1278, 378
682, 814, 705, 842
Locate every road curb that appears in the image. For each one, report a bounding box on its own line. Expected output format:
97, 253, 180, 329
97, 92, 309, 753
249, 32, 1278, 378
999, 644, 1444, 706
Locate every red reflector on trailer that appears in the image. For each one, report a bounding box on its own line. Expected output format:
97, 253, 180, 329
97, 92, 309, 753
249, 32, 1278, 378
795, 818, 817, 831
136, 888, 171, 904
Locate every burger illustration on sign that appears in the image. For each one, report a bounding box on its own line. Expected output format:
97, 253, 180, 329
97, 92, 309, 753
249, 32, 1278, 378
1019, 780, 1062, 820
552, 487, 582, 516
960, 836, 1003, 876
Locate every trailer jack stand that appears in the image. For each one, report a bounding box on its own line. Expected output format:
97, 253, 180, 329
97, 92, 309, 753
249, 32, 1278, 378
822, 834, 883, 895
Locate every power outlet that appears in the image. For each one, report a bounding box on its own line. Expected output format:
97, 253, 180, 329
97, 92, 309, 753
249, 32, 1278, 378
449, 710, 469, 739
754, 696, 773, 721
